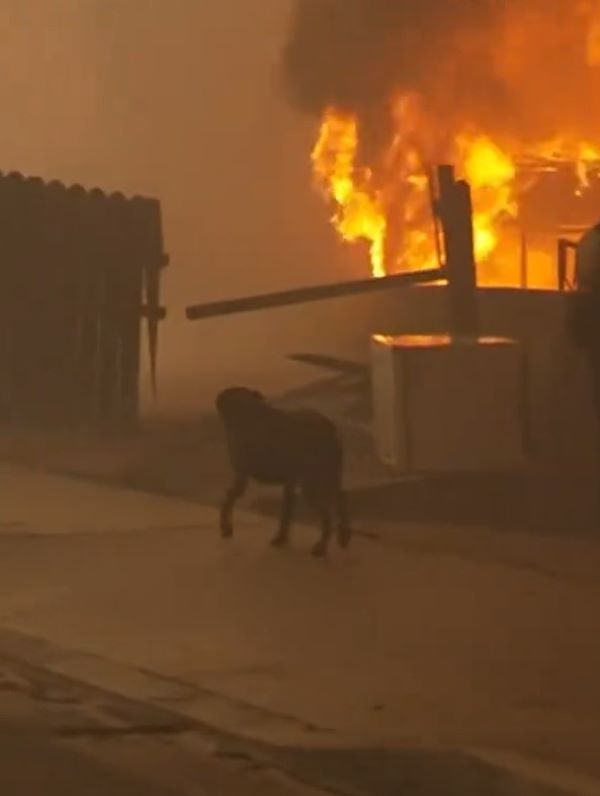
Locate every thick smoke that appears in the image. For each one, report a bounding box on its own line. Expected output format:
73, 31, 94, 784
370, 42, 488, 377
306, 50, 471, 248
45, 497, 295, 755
283, 1, 505, 114
282, 0, 600, 148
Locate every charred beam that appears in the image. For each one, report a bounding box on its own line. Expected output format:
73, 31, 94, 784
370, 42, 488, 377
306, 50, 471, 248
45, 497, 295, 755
436, 165, 480, 336
186, 268, 445, 321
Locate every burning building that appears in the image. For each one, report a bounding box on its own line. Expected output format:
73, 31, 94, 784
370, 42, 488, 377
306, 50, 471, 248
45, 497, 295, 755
187, 2, 600, 475
284, 0, 600, 288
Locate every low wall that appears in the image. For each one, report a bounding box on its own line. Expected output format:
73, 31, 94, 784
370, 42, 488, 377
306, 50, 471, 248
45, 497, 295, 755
154, 285, 595, 470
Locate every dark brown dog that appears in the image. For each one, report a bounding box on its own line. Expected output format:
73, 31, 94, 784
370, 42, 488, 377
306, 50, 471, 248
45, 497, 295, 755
216, 387, 351, 556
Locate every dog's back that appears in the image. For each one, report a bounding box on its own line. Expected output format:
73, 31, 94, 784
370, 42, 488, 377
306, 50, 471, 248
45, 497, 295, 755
283, 407, 343, 481
217, 388, 343, 487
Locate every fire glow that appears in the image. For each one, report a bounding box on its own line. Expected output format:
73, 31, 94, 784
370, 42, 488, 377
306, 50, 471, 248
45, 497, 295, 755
312, 104, 600, 287
306, 4, 600, 288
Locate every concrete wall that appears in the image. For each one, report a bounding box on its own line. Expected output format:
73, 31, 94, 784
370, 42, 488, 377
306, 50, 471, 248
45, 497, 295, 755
474, 289, 594, 469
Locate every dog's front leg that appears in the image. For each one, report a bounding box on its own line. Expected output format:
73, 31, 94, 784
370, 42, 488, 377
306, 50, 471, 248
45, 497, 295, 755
220, 473, 248, 538
271, 482, 295, 548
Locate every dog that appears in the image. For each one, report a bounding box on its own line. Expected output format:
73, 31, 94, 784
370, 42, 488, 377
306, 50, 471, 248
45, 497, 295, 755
216, 387, 351, 556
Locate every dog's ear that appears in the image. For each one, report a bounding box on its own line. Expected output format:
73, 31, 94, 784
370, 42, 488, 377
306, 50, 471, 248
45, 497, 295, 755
216, 387, 265, 417
215, 390, 229, 413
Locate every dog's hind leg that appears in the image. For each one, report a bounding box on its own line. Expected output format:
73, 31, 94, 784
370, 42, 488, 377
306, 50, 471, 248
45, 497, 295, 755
303, 482, 334, 557
271, 482, 295, 549
311, 502, 333, 558
220, 473, 248, 538
336, 490, 352, 549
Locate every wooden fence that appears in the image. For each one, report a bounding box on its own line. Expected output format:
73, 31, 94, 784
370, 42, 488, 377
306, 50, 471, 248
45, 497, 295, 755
0, 172, 167, 430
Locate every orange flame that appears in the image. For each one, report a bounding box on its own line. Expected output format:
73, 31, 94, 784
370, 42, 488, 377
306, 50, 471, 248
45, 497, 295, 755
311, 110, 386, 277
311, 73, 600, 290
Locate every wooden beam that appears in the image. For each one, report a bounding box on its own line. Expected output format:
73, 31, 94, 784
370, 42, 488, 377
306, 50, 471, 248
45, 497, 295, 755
186, 268, 445, 321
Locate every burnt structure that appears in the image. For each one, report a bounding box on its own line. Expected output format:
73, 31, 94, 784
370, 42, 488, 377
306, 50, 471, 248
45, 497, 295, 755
0, 172, 167, 431
187, 165, 479, 337
518, 158, 600, 288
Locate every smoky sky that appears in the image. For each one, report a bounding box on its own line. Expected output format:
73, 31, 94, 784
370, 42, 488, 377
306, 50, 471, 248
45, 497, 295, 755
0, 1, 344, 413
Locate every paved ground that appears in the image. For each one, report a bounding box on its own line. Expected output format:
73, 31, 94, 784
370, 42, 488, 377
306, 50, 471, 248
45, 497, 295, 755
0, 653, 331, 796
0, 638, 578, 796
2, 462, 600, 793
0, 723, 176, 796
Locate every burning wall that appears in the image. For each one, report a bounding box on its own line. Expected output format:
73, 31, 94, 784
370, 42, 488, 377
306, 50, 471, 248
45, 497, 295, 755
283, 0, 600, 287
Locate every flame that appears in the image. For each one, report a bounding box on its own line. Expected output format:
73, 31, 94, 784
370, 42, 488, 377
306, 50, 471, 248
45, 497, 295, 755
309, 0, 600, 291
311, 106, 600, 287
311, 110, 386, 277
311, 110, 521, 281
458, 135, 518, 264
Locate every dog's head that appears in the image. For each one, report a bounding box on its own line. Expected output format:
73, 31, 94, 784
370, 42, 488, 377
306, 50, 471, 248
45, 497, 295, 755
216, 387, 266, 425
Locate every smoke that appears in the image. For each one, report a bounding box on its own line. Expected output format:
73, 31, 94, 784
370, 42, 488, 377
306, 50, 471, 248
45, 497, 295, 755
0, 0, 104, 182
282, 0, 600, 147
0, 1, 332, 415
283, 1, 505, 113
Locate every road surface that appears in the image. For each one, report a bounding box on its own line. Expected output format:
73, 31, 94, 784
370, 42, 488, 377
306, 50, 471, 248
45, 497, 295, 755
1, 462, 599, 794
0, 655, 326, 796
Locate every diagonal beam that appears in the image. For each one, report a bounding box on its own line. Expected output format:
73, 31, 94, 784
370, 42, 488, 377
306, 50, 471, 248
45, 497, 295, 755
185, 268, 445, 321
